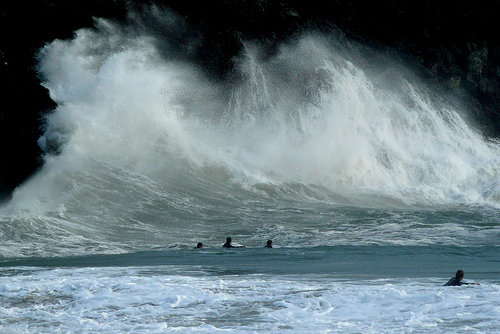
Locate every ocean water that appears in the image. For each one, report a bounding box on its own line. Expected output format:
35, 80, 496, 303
1, 9, 500, 333
1, 246, 499, 333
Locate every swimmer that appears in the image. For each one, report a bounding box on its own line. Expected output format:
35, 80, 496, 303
265, 240, 273, 248
444, 270, 480, 286
194, 242, 204, 249
222, 237, 245, 248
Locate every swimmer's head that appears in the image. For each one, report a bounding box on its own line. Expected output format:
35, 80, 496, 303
266, 240, 273, 247
456, 270, 464, 280
196, 242, 204, 248
226, 237, 232, 243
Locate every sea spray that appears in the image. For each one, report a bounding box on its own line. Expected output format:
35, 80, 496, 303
0, 11, 499, 256
10, 21, 500, 212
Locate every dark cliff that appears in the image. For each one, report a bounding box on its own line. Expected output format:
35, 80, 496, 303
1, 0, 499, 196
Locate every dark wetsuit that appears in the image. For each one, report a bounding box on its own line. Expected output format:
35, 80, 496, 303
444, 277, 462, 286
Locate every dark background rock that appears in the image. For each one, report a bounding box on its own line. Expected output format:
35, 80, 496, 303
1, 0, 499, 197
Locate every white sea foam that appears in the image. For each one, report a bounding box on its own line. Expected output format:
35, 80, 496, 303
0, 267, 498, 333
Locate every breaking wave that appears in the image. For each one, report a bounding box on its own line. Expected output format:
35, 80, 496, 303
1, 10, 499, 255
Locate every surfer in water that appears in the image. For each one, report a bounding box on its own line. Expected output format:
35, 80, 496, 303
443, 270, 480, 286
222, 237, 245, 248
195, 242, 204, 249
265, 240, 273, 248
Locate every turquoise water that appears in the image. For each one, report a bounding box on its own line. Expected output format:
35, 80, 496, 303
1, 246, 499, 279
1, 246, 499, 333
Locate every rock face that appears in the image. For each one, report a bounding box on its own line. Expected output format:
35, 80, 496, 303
1, 0, 499, 196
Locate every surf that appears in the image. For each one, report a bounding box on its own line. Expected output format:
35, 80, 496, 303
0, 10, 499, 257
